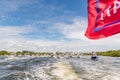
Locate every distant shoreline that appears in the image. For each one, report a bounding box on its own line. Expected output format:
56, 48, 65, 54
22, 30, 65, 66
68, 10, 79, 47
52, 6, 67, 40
96, 50, 120, 57
0, 50, 120, 57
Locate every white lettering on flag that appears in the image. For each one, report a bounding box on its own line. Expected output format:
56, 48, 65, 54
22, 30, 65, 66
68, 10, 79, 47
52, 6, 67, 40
100, 0, 120, 20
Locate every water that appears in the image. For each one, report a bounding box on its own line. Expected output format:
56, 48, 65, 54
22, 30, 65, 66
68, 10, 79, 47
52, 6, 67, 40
0, 56, 120, 80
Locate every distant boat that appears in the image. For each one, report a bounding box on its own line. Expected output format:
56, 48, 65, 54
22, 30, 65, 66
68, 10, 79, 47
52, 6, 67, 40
91, 52, 98, 60
91, 56, 98, 60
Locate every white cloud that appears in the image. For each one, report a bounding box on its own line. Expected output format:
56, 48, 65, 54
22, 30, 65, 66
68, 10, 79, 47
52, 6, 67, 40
0, 26, 62, 52
55, 34, 120, 52
53, 17, 87, 40
0, 26, 32, 39
0, 17, 120, 52
0, 39, 61, 52
51, 17, 120, 52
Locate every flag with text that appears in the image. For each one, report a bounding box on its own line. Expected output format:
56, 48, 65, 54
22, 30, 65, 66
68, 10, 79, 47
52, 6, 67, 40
85, 0, 120, 39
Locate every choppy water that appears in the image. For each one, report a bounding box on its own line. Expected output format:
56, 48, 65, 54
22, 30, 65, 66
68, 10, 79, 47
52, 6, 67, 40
0, 56, 120, 80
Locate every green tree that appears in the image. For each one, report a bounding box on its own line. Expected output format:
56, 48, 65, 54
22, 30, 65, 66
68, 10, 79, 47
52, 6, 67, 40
0, 50, 10, 56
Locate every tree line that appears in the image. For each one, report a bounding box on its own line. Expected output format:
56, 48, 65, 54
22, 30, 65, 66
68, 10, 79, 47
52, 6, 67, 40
0, 50, 53, 56
0, 50, 120, 57
96, 50, 120, 57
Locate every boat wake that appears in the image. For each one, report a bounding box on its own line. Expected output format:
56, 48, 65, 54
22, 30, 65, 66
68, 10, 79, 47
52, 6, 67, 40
51, 62, 82, 80
0, 56, 120, 80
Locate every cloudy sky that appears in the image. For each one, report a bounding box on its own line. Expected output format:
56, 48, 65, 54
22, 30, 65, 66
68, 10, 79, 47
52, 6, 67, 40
0, 0, 120, 52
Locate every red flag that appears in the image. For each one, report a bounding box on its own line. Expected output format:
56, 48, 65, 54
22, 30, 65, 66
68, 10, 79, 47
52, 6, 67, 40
85, 0, 120, 39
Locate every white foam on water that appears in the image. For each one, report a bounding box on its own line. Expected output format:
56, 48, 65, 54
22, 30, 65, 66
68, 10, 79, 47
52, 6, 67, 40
0, 56, 119, 80
28, 64, 53, 80
0, 56, 53, 80
51, 62, 82, 80
0, 56, 36, 63
61, 56, 120, 80
102, 75, 120, 80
